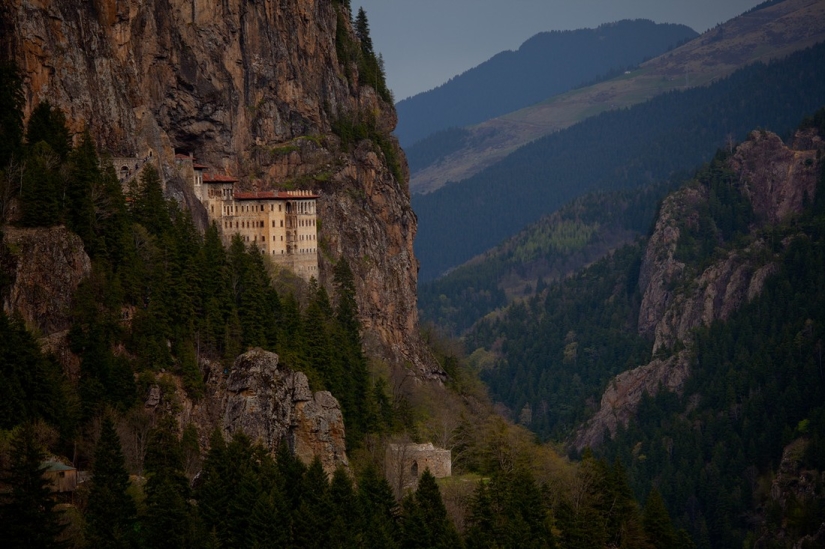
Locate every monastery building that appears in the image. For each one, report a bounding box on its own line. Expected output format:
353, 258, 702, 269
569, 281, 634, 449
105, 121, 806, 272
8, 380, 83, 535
174, 154, 319, 280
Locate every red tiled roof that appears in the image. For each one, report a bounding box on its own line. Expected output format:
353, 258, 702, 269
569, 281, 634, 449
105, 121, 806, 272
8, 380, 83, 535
174, 153, 190, 160
203, 173, 239, 183
193, 163, 208, 170
234, 190, 320, 200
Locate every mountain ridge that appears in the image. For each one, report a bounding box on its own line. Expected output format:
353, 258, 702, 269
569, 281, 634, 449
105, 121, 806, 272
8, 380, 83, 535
413, 39, 825, 281
410, 0, 825, 195
395, 19, 697, 147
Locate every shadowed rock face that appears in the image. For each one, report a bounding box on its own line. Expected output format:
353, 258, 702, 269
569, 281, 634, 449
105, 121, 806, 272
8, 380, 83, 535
2, 0, 441, 378
1, 226, 91, 336
575, 129, 824, 450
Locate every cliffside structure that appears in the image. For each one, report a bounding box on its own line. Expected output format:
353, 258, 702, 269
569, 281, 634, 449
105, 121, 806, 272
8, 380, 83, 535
175, 153, 319, 280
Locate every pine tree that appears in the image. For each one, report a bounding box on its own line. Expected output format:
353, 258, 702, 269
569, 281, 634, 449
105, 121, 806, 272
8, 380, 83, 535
465, 482, 495, 549
293, 458, 334, 549
0, 423, 66, 548
354, 8, 373, 56
129, 164, 169, 237
19, 141, 61, 227
329, 467, 360, 549
400, 469, 462, 549
357, 463, 399, 548
25, 101, 71, 161
143, 416, 195, 549
0, 311, 68, 431
196, 429, 230, 539
66, 131, 102, 248
643, 488, 677, 549
85, 417, 137, 549
95, 159, 130, 266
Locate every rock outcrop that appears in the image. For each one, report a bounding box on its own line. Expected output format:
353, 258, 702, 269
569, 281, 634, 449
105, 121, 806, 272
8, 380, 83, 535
752, 439, 825, 549
575, 130, 824, 449
1, 225, 91, 336
1, 225, 91, 381
2, 0, 441, 379
177, 348, 348, 473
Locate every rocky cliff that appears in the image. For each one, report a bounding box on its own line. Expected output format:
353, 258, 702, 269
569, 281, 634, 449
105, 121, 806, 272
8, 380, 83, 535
1, 0, 440, 379
167, 348, 348, 474
575, 129, 824, 449
1, 226, 92, 381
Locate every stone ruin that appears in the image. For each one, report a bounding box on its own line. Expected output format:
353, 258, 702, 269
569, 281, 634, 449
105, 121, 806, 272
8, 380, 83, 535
385, 442, 451, 495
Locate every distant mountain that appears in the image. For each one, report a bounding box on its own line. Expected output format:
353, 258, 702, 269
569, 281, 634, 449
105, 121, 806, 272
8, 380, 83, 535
410, 0, 825, 194
413, 41, 825, 282
394, 19, 697, 147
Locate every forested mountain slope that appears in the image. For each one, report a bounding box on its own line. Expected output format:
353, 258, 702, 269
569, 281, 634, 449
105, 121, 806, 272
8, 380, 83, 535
395, 19, 696, 147
419, 182, 674, 336
467, 112, 825, 548
409, 0, 825, 194
414, 41, 825, 282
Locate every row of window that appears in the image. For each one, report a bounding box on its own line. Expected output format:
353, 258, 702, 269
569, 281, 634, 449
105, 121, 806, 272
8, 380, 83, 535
221, 219, 316, 230
222, 203, 289, 215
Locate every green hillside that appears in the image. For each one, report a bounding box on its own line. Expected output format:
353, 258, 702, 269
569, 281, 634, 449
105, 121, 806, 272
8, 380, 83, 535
419, 182, 675, 336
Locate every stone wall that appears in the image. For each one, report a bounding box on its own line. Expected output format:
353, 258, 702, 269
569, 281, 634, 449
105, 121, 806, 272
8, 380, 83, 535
385, 442, 451, 495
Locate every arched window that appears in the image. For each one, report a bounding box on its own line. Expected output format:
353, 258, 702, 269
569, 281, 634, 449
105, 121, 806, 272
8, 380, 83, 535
411, 461, 419, 478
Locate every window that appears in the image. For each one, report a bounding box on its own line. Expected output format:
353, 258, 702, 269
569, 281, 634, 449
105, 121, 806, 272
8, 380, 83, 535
280, 220, 283, 227
411, 461, 418, 477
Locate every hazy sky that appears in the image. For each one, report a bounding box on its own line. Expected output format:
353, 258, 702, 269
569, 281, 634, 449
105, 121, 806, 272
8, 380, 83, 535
357, 0, 767, 101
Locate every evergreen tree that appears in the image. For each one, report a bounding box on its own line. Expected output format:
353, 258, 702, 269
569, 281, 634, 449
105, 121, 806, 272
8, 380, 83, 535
400, 469, 462, 549
196, 429, 230, 539
247, 484, 292, 548
329, 467, 360, 549
354, 8, 373, 56
85, 416, 137, 549
65, 131, 100, 253
129, 164, 170, 237
465, 482, 496, 549
0, 423, 66, 549
0, 312, 68, 431
293, 458, 333, 549
143, 416, 195, 549
19, 141, 61, 227
94, 159, 130, 266
25, 101, 71, 161
357, 462, 399, 548
643, 488, 677, 549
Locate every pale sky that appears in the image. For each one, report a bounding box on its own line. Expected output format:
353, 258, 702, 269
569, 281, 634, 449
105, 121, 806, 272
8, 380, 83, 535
356, 0, 767, 101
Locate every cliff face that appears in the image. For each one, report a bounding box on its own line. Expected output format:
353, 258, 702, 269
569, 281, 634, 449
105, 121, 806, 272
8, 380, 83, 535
1, 226, 91, 381
575, 129, 823, 449
151, 349, 348, 473
2, 0, 439, 377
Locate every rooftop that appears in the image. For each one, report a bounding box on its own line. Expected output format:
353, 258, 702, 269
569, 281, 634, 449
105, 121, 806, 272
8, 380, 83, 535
234, 190, 320, 201
41, 461, 75, 472
203, 173, 239, 183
